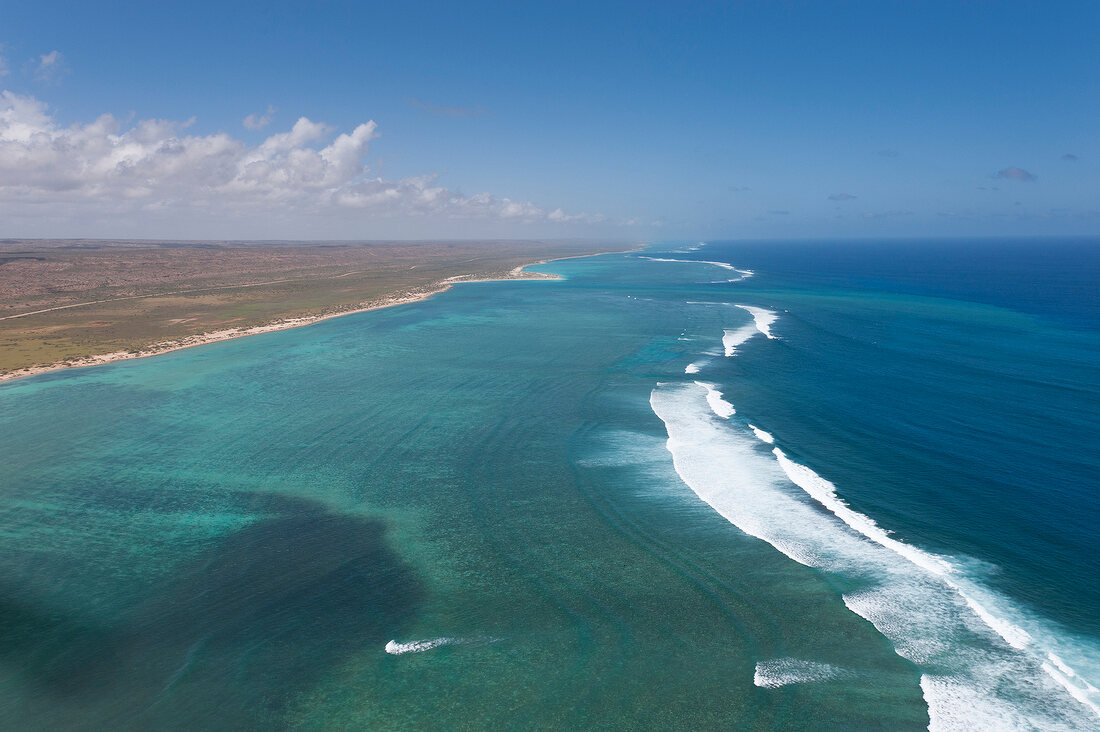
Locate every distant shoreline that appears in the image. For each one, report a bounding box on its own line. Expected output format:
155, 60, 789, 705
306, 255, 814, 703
0, 248, 637, 384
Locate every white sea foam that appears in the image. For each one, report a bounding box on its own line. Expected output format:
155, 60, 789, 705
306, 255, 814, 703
639, 256, 735, 270
747, 424, 774, 443
672, 242, 706, 252
772, 448, 953, 577
694, 381, 735, 418
1044, 653, 1100, 717
684, 362, 702, 374
721, 306, 778, 356
722, 325, 759, 357
721, 268, 754, 282
734, 305, 778, 339
753, 658, 849, 688
919, 675, 1047, 731
639, 256, 753, 280
775, 445, 1100, 723
649, 381, 1099, 730
385, 638, 460, 655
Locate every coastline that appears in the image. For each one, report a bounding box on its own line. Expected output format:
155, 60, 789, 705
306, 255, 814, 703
0, 248, 637, 384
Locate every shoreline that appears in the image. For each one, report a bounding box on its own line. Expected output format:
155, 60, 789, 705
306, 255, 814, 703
0, 248, 638, 384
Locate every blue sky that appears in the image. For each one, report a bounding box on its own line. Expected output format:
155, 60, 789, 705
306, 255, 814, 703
1, 1, 1097, 239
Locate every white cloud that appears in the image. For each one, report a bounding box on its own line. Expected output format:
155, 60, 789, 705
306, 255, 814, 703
32, 50, 67, 83
546, 207, 605, 224
243, 105, 275, 130
0, 91, 592, 235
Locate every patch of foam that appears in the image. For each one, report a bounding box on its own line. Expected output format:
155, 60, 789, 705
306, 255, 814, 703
734, 305, 778, 339
722, 324, 759, 357
774, 445, 1100, 717
753, 658, 849, 688
775, 447, 1097, 657
722, 307, 779, 356
684, 362, 702, 374
1044, 654, 1100, 718
772, 448, 953, 577
747, 424, 774, 443
638, 256, 733, 270
639, 256, 752, 280
672, 242, 706, 253
919, 675, 1048, 732
385, 638, 460, 655
724, 269, 754, 282
694, 381, 735, 418
960, 593, 1032, 650
649, 381, 1099, 729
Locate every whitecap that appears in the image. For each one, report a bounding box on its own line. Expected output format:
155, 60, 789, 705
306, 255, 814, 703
722, 324, 759, 357
694, 381, 735, 418
639, 256, 752, 280
734, 305, 778, 339
385, 638, 460, 655
649, 381, 1099, 729
747, 424, 774, 443
753, 658, 849, 688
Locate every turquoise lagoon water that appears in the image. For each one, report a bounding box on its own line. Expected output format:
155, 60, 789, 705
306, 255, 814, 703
0, 240, 1097, 729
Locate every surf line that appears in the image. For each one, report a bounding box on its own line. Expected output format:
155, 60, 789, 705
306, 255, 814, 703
652, 380, 1099, 728
638, 255, 754, 281
722, 305, 779, 356
653, 310, 1100, 728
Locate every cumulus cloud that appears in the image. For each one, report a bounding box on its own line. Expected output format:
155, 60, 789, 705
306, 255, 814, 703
546, 207, 605, 224
243, 105, 275, 130
0, 91, 587, 230
32, 50, 67, 83
995, 166, 1037, 182
828, 193, 856, 201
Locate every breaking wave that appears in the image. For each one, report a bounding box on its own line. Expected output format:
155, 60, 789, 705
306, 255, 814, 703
385, 638, 461, 655
733, 305, 778, 339
649, 378, 1100, 730
694, 381, 735, 418
638, 256, 753, 280
753, 658, 851, 688
722, 306, 778, 356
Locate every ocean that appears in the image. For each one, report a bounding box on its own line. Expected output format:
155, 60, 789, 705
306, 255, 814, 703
0, 238, 1097, 729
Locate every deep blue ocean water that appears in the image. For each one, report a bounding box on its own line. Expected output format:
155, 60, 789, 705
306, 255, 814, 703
0, 238, 1097, 729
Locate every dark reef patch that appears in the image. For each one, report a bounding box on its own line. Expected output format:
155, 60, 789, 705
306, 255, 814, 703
0, 496, 422, 729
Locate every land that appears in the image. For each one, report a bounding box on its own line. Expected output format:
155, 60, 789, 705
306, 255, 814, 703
0, 239, 634, 381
